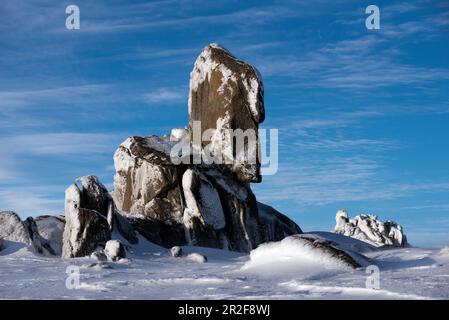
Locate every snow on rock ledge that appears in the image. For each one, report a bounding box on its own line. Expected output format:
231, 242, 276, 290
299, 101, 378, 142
334, 210, 408, 247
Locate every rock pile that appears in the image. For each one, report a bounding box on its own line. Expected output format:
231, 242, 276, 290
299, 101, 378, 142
334, 210, 407, 247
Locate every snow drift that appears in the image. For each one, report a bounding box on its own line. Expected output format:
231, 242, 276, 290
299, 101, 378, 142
241, 234, 370, 279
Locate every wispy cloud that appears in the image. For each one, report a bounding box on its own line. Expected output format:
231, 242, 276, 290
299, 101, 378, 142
0, 186, 64, 217
143, 87, 186, 104
0, 132, 120, 157
80, 5, 297, 33
0, 84, 109, 109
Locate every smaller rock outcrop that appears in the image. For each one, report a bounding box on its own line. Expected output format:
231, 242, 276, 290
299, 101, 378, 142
62, 175, 138, 259
0, 211, 30, 245
334, 210, 407, 247
62, 177, 112, 258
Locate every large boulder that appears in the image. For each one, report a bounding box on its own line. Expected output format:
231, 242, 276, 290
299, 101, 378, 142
112, 135, 301, 252
62, 177, 112, 258
188, 43, 265, 183
113, 136, 184, 223
334, 210, 407, 247
0, 211, 30, 245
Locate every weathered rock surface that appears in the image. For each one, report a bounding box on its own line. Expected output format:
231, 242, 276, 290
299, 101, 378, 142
0, 211, 30, 245
113, 136, 184, 223
62, 177, 112, 258
113, 135, 300, 252
189, 43, 265, 183
334, 210, 407, 247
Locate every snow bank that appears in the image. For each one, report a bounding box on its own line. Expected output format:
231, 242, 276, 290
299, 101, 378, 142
241, 236, 357, 279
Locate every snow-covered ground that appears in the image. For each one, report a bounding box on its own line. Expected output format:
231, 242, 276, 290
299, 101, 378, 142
1, 232, 448, 299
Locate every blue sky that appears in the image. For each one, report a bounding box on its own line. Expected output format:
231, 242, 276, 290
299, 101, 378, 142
1, 0, 449, 247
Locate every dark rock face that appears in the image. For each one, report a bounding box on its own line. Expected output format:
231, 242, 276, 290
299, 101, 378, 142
257, 202, 303, 243
189, 44, 264, 183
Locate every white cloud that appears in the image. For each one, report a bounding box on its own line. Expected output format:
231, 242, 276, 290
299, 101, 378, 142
143, 88, 186, 103
0, 84, 108, 109
0, 132, 120, 156
0, 187, 63, 218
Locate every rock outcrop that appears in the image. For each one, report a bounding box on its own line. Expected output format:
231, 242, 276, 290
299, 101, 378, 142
0, 211, 64, 255
0, 211, 30, 245
334, 210, 407, 247
112, 44, 301, 253
62, 177, 112, 258
62, 175, 138, 259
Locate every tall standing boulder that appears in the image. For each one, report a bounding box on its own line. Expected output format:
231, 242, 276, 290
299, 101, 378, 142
62, 176, 112, 258
189, 43, 265, 183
